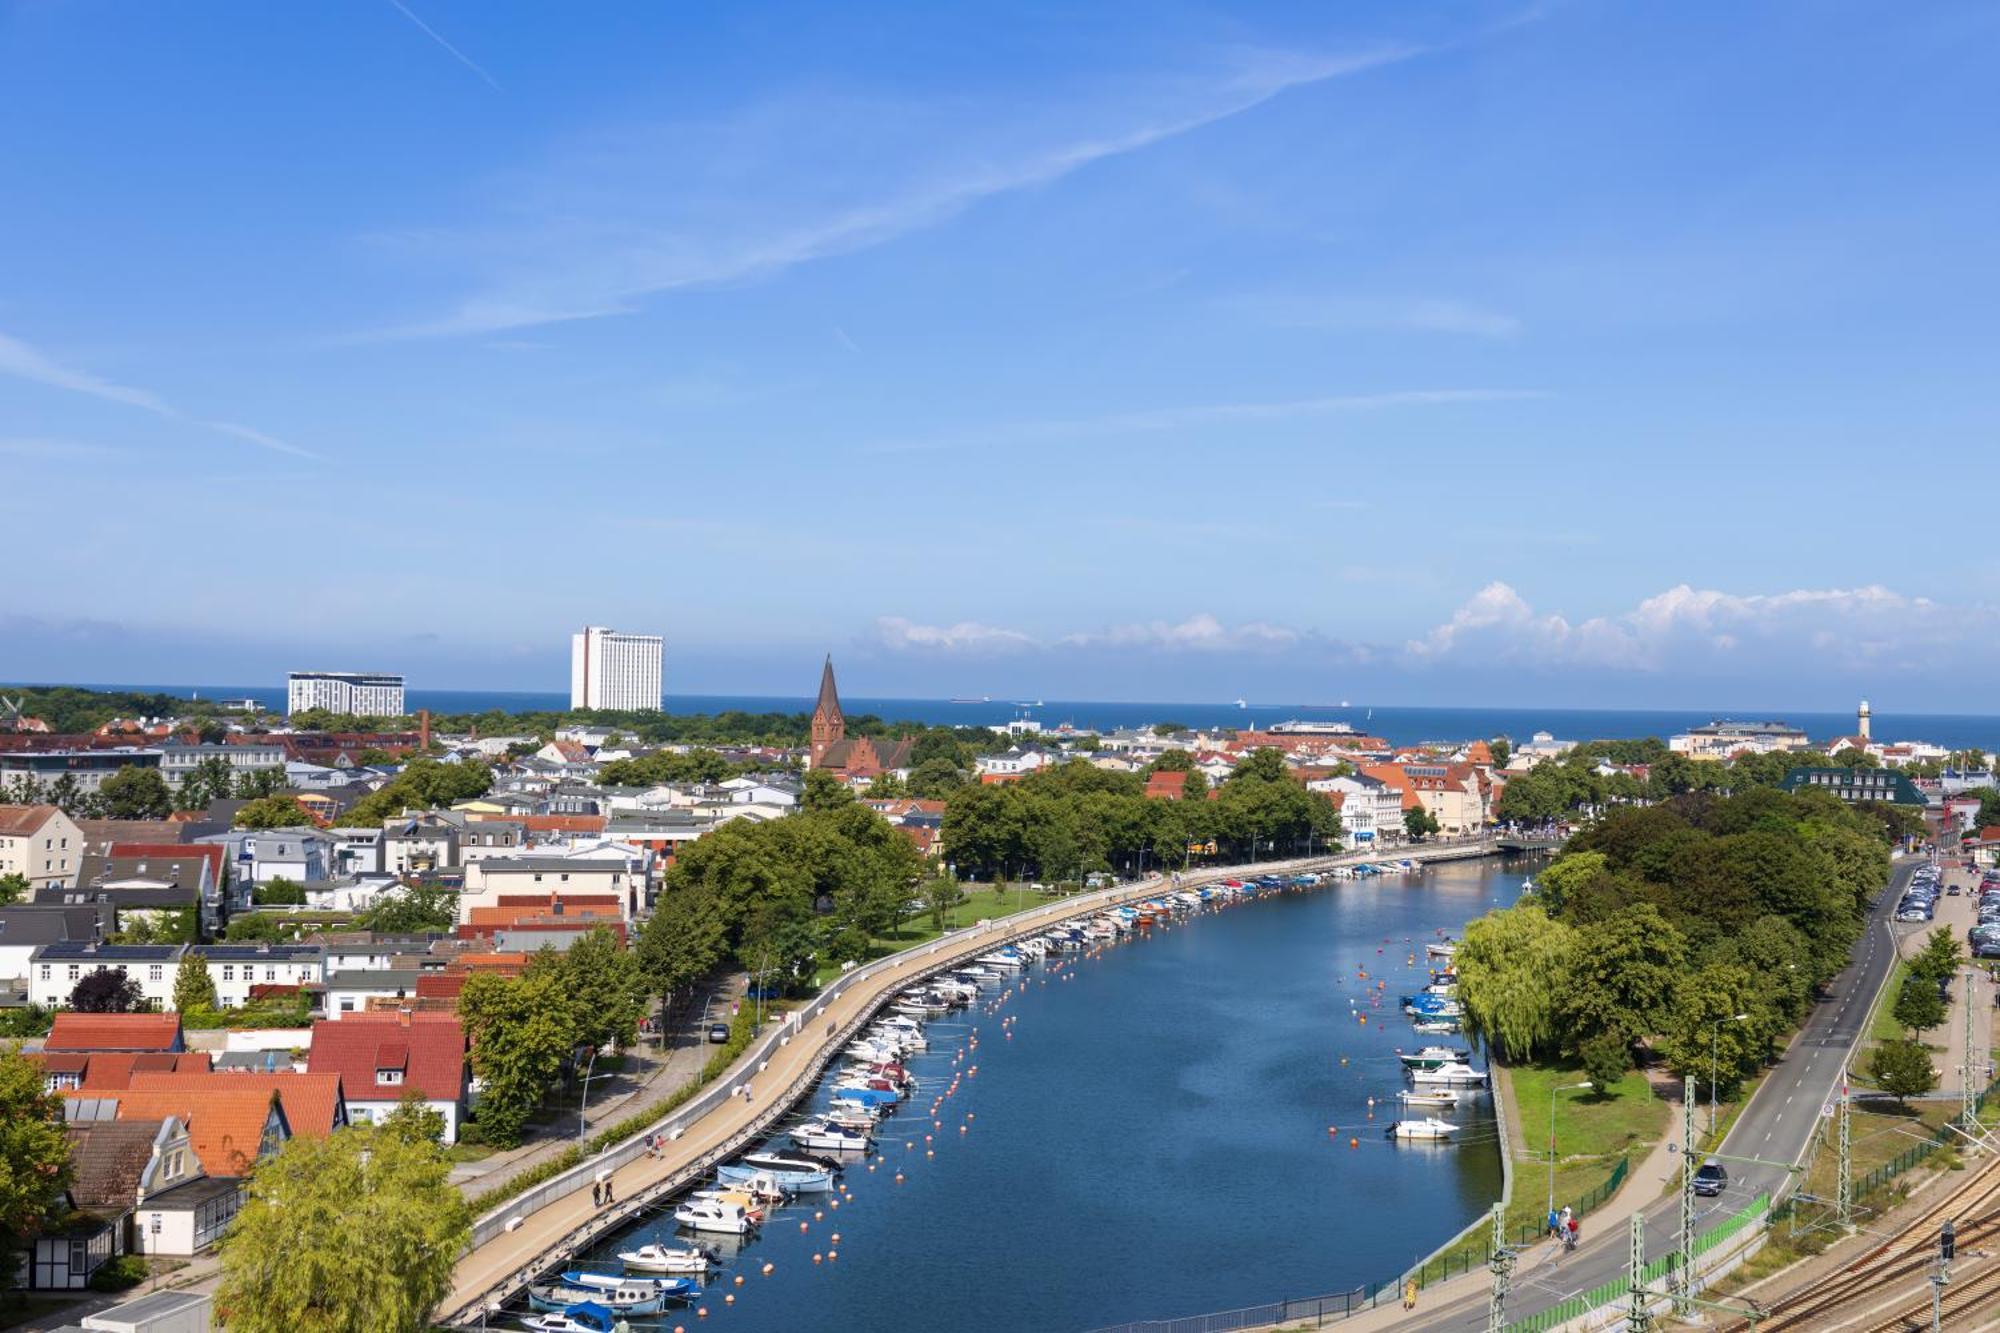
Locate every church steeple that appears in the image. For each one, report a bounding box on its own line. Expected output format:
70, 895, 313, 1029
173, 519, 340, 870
810, 655, 845, 763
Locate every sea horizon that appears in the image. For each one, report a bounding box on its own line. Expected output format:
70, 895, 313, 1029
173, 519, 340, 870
23, 681, 2000, 750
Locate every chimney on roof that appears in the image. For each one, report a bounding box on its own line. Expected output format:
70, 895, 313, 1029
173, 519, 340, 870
397, 1006, 412, 1028
420, 709, 431, 751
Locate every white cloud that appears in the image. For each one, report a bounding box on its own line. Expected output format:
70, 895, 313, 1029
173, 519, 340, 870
365, 44, 1424, 340
0, 330, 318, 461
874, 617, 1040, 654
1406, 581, 1983, 674
384, 0, 503, 91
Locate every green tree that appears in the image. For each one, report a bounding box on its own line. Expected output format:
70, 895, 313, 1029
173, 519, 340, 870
235, 796, 310, 830
253, 876, 308, 906
547, 928, 646, 1055
0, 1048, 73, 1282
174, 951, 218, 1013
99, 766, 173, 819
1868, 1037, 1938, 1107
381, 1091, 447, 1145
1579, 1032, 1630, 1094
176, 755, 236, 811
1403, 805, 1441, 840
1488, 737, 1512, 768
360, 885, 458, 933
1656, 963, 1766, 1093
215, 1122, 470, 1332
636, 885, 726, 1031
923, 872, 966, 932
1455, 903, 1576, 1061
1560, 904, 1689, 1046
0, 871, 27, 906
1893, 977, 1947, 1033
233, 767, 289, 800
906, 757, 967, 800
70, 969, 146, 1012
1907, 926, 1966, 987
457, 970, 577, 1147
800, 768, 854, 812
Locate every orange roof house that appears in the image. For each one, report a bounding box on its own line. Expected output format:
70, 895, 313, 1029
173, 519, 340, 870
1145, 771, 1190, 801
70, 1086, 289, 1177
46, 1012, 185, 1053
130, 1070, 347, 1139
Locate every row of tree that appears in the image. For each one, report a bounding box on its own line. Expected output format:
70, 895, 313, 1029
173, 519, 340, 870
939, 749, 1342, 881
1456, 786, 1898, 1093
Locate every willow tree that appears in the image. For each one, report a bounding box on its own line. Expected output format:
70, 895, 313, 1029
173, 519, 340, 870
217, 1123, 470, 1332
1455, 902, 1577, 1061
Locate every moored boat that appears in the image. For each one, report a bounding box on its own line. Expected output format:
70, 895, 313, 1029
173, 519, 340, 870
1397, 1088, 1464, 1108
674, 1197, 757, 1235
1397, 1046, 1473, 1070
792, 1118, 871, 1152
565, 1269, 703, 1297
1389, 1116, 1460, 1140
1409, 1061, 1487, 1087
616, 1243, 717, 1275
519, 1301, 621, 1332
529, 1281, 667, 1315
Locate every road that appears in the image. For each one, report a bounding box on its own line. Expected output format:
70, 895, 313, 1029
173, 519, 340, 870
1415, 855, 1919, 1330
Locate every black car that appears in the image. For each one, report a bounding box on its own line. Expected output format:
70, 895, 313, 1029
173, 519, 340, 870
708, 1022, 733, 1043
1693, 1160, 1728, 1197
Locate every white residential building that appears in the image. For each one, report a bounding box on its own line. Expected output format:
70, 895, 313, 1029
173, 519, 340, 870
286, 672, 405, 716
28, 943, 185, 1009
1312, 774, 1405, 846
569, 626, 663, 711
191, 944, 324, 1008
0, 804, 85, 892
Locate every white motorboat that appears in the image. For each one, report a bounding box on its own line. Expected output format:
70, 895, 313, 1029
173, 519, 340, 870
1390, 1117, 1460, 1140
529, 1280, 669, 1316
617, 1243, 717, 1275
1397, 1088, 1464, 1109
674, 1197, 757, 1235
791, 1119, 871, 1152
1409, 1062, 1487, 1087
1398, 1046, 1473, 1070
521, 1304, 622, 1333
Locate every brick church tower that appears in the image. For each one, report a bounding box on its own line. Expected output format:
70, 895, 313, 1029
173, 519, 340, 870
809, 656, 845, 765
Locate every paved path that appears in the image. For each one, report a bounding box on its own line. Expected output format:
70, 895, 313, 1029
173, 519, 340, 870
1401, 855, 1918, 1329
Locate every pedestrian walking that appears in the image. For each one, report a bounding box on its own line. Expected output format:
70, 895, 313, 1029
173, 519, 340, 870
1403, 1278, 1418, 1311
591, 1180, 602, 1207
1546, 1207, 1560, 1239
1566, 1217, 1579, 1250
604, 1178, 615, 1205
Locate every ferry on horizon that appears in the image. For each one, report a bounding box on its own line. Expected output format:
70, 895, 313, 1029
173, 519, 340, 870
949, 696, 990, 703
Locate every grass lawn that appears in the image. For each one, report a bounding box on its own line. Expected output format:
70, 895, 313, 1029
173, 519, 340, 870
809, 885, 1066, 987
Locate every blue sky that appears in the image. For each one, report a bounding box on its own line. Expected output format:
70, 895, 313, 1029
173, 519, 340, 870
4, 1, 1998, 710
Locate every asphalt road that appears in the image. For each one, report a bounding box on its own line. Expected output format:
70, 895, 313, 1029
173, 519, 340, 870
1417, 854, 1920, 1329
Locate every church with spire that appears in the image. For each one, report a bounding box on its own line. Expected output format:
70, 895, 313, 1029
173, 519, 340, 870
806, 656, 917, 780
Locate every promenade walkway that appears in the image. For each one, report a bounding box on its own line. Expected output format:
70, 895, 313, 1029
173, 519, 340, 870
438, 840, 1508, 1324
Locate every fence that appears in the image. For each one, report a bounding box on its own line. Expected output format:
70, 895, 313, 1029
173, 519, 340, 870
1501, 1194, 1772, 1333
1407, 1153, 1630, 1292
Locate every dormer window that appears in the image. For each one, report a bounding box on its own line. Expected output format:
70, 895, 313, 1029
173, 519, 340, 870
377, 1068, 403, 1085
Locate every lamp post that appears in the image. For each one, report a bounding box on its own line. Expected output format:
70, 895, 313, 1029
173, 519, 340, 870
1710, 1012, 1750, 1136
577, 1047, 615, 1139
1547, 1081, 1593, 1217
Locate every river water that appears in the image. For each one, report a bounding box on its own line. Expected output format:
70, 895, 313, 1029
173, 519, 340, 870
556, 858, 1532, 1332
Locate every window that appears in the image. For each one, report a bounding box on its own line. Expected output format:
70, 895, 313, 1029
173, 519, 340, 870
39, 965, 49, 981
67, 964, 80, 981
265, 967, 276, 982
377, 1068, 404, 1085
222, 965, 234, 982
149, 965, 163, 982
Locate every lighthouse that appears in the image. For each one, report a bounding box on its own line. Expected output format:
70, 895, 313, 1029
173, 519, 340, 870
1858, 698, 1871, 742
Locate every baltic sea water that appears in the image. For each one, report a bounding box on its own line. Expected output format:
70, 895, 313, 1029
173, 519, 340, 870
566, 858, 1532, 1332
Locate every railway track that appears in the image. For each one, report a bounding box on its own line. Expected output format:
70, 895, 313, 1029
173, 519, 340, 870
1855, 1255, 2000, 1331
1724, 1149, 2000, 1330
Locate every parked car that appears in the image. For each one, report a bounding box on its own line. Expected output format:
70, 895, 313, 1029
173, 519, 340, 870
708, 1023, 732, 1043
1693, 1160, 1728, 1197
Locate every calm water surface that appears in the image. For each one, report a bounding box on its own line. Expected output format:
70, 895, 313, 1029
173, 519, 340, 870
557, 858, 1532, 1333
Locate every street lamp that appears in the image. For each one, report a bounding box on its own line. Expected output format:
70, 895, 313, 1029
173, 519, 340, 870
1710, 1013, 1751, 1136
1547, 1081, 1593, 1217
576, 1047, 616, 1139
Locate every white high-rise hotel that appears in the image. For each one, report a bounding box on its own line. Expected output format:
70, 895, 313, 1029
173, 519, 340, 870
570, 627, 664, 711
287, 671, 405, 716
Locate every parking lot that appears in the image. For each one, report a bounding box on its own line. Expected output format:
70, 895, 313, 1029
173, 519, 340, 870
1891, 856, 1995, 1096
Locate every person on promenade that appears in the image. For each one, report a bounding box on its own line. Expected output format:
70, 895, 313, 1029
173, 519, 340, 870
591, 1181, 602, 1207
604, 1178, 615, 1205
1402, 1278, 1418, 1310
1546, 1207, 1560, 1240
1565, 1216, 1579, 1251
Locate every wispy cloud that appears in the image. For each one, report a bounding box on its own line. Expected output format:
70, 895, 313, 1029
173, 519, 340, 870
385, 0, 502, 91
364, 43, 1424, 340
861, 388, 1544, 454
0, 330, 319, 461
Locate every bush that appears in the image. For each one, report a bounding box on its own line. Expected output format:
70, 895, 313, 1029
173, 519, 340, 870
253, 877, 307, 907
1580, 1033, 1631, 1094
87, 1254, 148, 1292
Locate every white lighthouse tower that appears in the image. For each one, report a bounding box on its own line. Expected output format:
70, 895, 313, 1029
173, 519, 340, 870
1858, 698, 1872, 742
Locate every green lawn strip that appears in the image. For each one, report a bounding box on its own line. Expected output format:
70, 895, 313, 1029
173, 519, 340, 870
809, 886, 1066, 987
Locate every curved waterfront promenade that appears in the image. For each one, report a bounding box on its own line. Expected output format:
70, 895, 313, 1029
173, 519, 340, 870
438, 839, 1503, 1325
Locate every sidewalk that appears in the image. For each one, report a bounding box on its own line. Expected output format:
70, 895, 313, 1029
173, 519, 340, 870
447, 976, 744, 1197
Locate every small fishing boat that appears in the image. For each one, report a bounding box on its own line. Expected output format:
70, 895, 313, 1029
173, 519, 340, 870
729, 1158, 834, 1191
1397, 1088, 1465, 1109
529, 1281, 667, 1315
520, 1301, 620, 1333
1398, 1046, 1474, 1070
564, 1269, 702, 1298
1412, 1019, 1462, 1035
674, 1197, 756, 1235
1426, 939, 1458, 960
617, 1243, 717, 1275
792, 1119, 871, 1152
1389, 1117, 1460, 1141
1410, 1062, 1487, 1087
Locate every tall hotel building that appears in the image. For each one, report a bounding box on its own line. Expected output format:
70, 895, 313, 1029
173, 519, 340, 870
570, 626, 664, 711
287, 671, 406, 716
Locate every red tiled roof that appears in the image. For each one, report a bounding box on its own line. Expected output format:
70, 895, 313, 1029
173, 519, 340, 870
46, 1012, 184, 1053
130, 1070, 345, 1139
1144, 771, 1189, 800
307, 1016, 466, 1103
71, 1086, 285, 1177
108, 842, 225, 884
78, 1051, 212, 1090
0, 803, 62, 836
